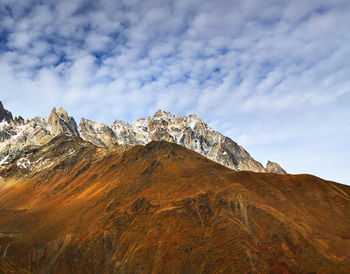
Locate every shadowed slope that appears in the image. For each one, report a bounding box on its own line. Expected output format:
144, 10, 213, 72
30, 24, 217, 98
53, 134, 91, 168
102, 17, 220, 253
0, 137, 349, 273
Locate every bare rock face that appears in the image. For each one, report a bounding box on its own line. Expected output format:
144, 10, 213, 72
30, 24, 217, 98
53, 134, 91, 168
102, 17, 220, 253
79, 118, 117, 147
0, 101, 13, 124
48, 107, 79, 137
266, 160, 287, 174
0, 117, 51, 160
12, 116, 25, 126
0, 101, 26, 128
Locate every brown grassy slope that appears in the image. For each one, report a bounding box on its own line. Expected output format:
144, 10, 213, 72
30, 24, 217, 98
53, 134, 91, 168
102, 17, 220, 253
0, 137, 349, 273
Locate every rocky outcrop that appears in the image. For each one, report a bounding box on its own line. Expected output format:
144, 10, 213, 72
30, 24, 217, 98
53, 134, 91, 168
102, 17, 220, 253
0, 101, 13, 124
12, 116, 25, 126
0, 117, 53, 160
79, 110, 266, 172
79, 118, 117, 147
0, 101, 25, 127
48, 107, 79, 137
0, 105, 79, 161
266, 160, 287, 174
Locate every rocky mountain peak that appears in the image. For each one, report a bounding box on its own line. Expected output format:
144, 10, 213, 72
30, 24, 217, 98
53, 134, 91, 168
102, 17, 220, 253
57, 107, 70, 121
48, 107, 79, 137
153, 109, 172, 119
0, 101, 14, 124
78, 110, 269, 172
12, 116, 25, 126
266, 160, 287, 174
79, 118, 117, 147
133, 118, 147, 127
188, 113, 201, 121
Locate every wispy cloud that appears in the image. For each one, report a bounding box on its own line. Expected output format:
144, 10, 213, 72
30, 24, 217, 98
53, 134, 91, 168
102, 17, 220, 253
0, 0, 349, 184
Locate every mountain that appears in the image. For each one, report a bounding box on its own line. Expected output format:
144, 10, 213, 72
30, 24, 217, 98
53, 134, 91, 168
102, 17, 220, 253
0, 106, 78, 164
80, 110, 268, 172
0, 102, 24, 127
0, 101, 13, 124
266, 160, 287, 174
0, 136, 349, 273
0, 101, 283, 173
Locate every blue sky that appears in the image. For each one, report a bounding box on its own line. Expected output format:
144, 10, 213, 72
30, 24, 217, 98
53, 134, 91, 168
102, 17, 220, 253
0, 0, 349, 184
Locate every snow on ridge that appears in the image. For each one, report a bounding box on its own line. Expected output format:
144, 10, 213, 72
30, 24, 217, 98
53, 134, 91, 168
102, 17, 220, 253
16, 157, 31, 169
0, 154, 9, 166
0, 120, 10, 130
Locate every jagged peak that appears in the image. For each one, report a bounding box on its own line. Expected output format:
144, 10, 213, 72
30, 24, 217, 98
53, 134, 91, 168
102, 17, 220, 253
47, 106, 79, 137
151, 110, 204, 125
57, 107, 69, 121
57, 107, 68, 114
0, 101, 14, 124
49, 107, 72, 123
50, 107, 57, 114
266, 160, 287, 174
187, 113, 203, 125
80, 118, 109, 130
80, 117, 92, 123
112, 120, 131, 127
133, 118, 148, 127
0, 105, 281, 174
127, 110, 204, 126
48, 107, 58, 122
188, 113, 201, 120
152, 109, 174, 120
12, 116, 25, 126
153, 109, 167, 116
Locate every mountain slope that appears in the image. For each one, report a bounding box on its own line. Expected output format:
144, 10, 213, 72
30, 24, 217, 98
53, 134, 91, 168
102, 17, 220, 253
0, 101, 280, 173
0, 136, 349, 273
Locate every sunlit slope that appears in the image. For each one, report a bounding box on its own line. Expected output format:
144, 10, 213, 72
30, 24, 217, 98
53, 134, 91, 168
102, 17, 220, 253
0, 136, 349, 273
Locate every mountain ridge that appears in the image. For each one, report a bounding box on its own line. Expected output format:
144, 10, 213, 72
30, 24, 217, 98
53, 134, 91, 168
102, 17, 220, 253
0, 101, 285, 173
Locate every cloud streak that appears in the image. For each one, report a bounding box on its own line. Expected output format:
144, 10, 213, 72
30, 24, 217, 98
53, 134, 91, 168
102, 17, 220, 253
0, 0, 350, 184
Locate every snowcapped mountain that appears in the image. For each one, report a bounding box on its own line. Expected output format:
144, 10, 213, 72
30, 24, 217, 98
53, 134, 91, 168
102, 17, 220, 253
0, 101, 285, 173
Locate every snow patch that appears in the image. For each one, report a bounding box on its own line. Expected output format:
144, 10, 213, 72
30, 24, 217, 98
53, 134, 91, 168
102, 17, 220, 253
17, 158, 31, 169
0, 154, 9, 166
0, 121, 10, 130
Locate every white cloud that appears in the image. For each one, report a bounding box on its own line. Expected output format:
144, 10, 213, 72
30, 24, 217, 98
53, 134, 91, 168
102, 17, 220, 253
68, 55, 98, 88
85, 32, 112, 52
8, 31, 32, 49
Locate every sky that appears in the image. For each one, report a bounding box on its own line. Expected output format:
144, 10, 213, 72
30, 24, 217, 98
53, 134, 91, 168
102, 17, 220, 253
0, 0, 349, 185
